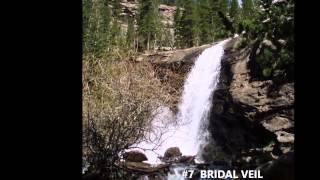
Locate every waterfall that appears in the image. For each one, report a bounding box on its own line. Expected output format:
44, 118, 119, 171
174, 38, 230, 161
131, 38, 230, 168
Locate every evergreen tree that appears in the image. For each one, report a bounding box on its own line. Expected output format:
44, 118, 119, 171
192, 2, 201, 46
197, 0, 211, 44
239, 0, 258, 37
242, 0, 254, 20
162, 28, 174, 49
219, 0, 229, 15
83, 0, 111, 55
137, 0, 161, 51
208, 0, 228, 40
83, 0, 93, 54
111, 0, 122, 18
161, 0, 175, 5
230, 0, 239, 23
173, 0, 183, 47
179, 0, 195, 48
110, 19, 121, 48
98, 0, 111, 48
126, 16, 135, 49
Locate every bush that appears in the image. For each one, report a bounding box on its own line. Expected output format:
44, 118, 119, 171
82, 55, 172, 178
243, 0, 294, 82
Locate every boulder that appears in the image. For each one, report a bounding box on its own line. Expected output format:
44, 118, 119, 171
123, 150, 148, 162
261, 116, 293, 132
275, 131, 294, 143
164, 147, 182, 159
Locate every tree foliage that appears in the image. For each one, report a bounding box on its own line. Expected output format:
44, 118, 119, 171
242, 0, 255, 19
137, 0, 161, 51
83, 0, 111, 56
126, 16, 135, 49
174, 0, 232, 48
111, 0, 122, 18
178, 0, 196, 48
161, 0, 175, 5
245, 0, 294, 82
230, 0, 239, 24
173, 0, 183, 47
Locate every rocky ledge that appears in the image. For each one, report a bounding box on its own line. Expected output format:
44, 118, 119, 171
141, 37, 294, 179
204, 38, 294, 179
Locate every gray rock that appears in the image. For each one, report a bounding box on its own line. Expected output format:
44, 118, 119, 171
277, 39, 286, 46
164, 147, 182, 159
206, 39, 294, 172
123, 150, 148, 162
275, 131, 294, 143
261, 116, 293, 132
262, 39, 277, 50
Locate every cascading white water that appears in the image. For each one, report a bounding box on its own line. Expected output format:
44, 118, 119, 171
131, 39, 230, 170
174, 38, 230, 160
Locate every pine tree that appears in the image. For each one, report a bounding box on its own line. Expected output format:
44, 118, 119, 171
111, 0, 122, 18
208, 0, 227, 40
83, 0, 93, 54
110, 19, 121, 48
197, 0, 213, 44
173, 0, 183, 48
98, 0, 111, 49
239, 0, 258, 37
242, 0, 254, 20
126, 16, 135, 49
219, 0, 229, 15
192, 2, 201, 46
137, 0, 161, 51
179, 0, 195, 48
83, 0, 111, 55
230, 0, 239, 23
161, 0, 175, 5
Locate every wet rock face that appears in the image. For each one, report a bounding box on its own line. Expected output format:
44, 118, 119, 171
146, 44, 212, 111
123, 150, 148, 162
208, 39, 294, 172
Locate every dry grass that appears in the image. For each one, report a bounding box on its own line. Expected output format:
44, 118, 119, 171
82, 54, 173, 128
82, 51, 177, 177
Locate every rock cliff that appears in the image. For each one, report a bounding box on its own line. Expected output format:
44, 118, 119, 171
145, 37, 294, 178
207, 39, 294, 169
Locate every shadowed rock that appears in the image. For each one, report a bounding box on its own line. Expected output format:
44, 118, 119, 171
123, 150, 148, 162
164, 147, 182, 159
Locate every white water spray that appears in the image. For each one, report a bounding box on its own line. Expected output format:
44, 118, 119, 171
132, 39, 230, 166
175, 38, 230, 160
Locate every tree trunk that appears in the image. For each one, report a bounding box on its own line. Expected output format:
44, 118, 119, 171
154, 34, 157, 52
147, 32, 150, 51
136, 36, 138, 52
